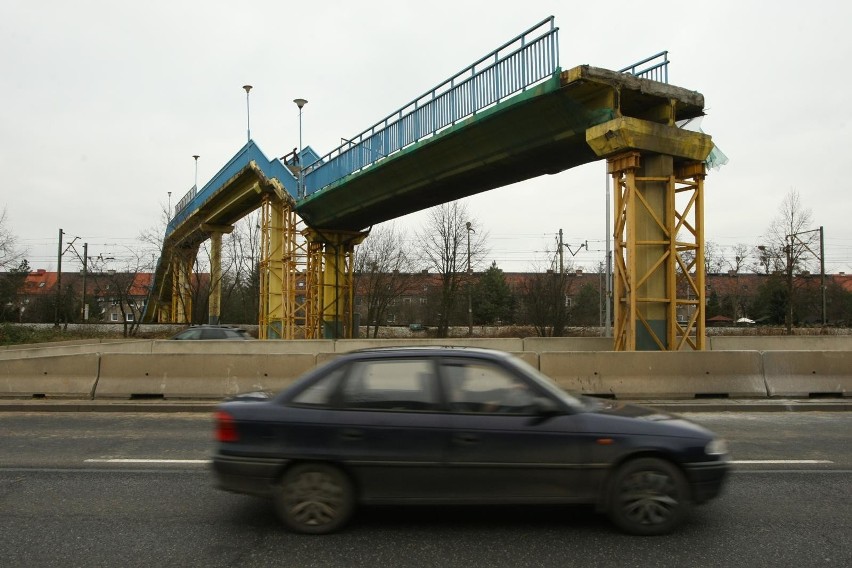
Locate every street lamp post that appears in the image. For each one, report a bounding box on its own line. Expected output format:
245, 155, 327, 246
294, 98, 308, 198
243, 85, 252, 143
466, 221, 475, 336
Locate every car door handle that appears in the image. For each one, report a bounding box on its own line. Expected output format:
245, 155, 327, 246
340, 429, 364, 441
453, 433, 480, 445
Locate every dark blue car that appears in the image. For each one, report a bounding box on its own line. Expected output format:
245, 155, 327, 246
212, 347, 729, 535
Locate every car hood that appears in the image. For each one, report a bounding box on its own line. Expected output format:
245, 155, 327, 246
227, 391, 272, 402
580, 397, 714, 438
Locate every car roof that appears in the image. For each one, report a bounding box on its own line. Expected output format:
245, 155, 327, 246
347, 346, 512, 358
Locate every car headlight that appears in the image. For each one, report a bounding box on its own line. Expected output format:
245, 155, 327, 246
705, 438, 729, 456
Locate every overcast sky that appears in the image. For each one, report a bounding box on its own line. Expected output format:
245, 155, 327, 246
2, 0, 850, 274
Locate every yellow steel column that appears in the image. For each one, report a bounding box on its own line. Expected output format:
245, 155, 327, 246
259, 196, 285, 339
170, 246, 198, 324
635, 154, 673, 350
202, 225, 234, 326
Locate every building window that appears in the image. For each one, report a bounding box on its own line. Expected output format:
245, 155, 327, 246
420, 298, 427, 305
126, 313, 135, 322
387, 313, 396, 323
111, 313, 119, 322
564, 296, 573, 308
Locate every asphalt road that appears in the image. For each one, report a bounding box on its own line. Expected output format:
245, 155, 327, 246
0, 412, 850, 567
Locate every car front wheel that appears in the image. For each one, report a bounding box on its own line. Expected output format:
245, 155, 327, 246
608, 457, 690, 536
274, 463, 355, 534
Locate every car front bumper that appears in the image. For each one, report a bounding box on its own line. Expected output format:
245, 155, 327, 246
683, 459, 729, 503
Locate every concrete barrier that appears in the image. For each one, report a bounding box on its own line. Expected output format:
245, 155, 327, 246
150, 339, 335, 355
0, 340, 153, 360
709, 336, 852, 351
95, 353, 317, 399
335, 338, 524, 352
522, 337, 612, 352
539, 351, 767, 399
0, 353, 100, 398
762, 351, 851, 397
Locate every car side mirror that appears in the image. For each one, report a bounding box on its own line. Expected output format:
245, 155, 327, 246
532, 397, 561, 416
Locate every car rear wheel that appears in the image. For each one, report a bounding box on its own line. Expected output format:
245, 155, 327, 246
608, 457, 690, 536
274, 463, 355, 534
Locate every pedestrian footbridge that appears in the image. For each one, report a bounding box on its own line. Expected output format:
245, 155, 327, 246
144, 17, 716, 351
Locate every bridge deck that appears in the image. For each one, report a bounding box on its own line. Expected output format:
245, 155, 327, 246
295, 65, 705, 230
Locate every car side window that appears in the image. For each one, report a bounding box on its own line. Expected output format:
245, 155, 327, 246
442, 359, 536, 415
176, 328, 203, 340
341, 359, 438, 412
291, 367, 346, 407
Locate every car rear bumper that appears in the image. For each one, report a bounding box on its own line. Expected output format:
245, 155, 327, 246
683, 460, 729, 503
212, 454, 289, 497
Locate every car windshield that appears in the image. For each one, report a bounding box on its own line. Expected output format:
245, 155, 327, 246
501, 353, 586, 411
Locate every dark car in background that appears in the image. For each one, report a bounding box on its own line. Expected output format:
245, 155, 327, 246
212, 347, 729, 535
169, 325, 254, 340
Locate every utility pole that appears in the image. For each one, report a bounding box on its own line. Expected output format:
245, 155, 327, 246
558, 229, 564, 275
81, 242, 88, 321
54, 228, 63, 328
787, 226, 827, 328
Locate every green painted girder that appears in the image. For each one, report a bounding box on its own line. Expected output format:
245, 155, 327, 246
295, 65, 706, 231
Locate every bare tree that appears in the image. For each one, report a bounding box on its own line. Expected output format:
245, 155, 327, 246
220, 212, 262, 323
704, 240, 726, 274
517, 248, 576, 336
417, 201, 488, 337
353, 224, 413, 337
0, 207, 25, 271
87, 246, 156, 337
763, 189, 818, 333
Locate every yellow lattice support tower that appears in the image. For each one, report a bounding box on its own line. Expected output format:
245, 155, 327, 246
609, 151, 706, 351
258, 195, 317, 339
305, 229, 368, 339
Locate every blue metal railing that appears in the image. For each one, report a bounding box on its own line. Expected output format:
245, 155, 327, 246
167, 140, 298, 235
619, 51, 669, 83
303, 16, 560, 195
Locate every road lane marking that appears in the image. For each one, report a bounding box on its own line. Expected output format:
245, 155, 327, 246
730, 460, 833, 464
84, 459, 210, 464
82, 458, 835, 466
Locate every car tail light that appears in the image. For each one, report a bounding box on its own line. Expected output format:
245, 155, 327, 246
216, 410, 239, 442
